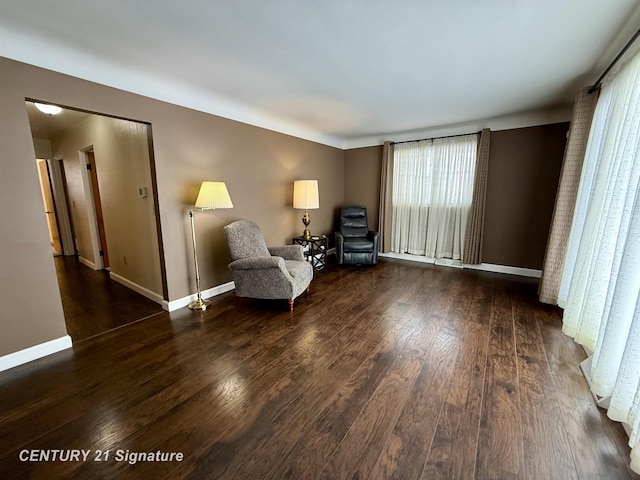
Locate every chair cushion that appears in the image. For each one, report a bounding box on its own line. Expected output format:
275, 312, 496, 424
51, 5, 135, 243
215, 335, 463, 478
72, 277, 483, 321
339, 206, 369, 238
343, 237, 375, 253
284, 260, 313, 281
224, 220, 271, 261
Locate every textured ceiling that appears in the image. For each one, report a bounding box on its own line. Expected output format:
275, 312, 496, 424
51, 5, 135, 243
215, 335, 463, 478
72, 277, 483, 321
1, 1, 639, 148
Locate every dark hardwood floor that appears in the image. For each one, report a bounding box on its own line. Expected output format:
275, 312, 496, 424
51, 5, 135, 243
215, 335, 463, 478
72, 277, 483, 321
54, 256, 164, 342
1, 258, 637, 479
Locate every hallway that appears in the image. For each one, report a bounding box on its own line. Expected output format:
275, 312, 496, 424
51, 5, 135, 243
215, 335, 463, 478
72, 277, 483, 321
54, 256, 164, 342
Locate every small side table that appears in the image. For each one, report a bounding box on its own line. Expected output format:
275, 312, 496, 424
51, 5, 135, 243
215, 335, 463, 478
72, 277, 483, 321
292, 235, 328, 271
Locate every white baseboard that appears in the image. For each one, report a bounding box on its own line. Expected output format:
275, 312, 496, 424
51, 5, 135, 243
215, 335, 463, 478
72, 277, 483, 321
109, 272, 164, 305
78, 256, 97, 270
379, 252, 542, 278
463, 263, 542, 278
436, 258, 464, 268
163, 281, 236, 312
380, 252, 437, 264
0, 335, 72, 373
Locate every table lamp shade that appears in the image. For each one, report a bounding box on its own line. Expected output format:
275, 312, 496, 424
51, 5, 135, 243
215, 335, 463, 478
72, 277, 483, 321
195, 181, 233, 209
293, 180, 319, 209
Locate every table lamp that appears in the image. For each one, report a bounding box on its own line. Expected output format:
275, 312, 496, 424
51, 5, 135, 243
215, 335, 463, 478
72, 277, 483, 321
293, 180, 319, 240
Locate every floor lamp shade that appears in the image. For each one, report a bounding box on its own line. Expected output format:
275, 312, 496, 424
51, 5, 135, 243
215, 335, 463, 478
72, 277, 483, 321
189, 181, 233, 311
293, 180, 319, 240
195, 181, 234, 210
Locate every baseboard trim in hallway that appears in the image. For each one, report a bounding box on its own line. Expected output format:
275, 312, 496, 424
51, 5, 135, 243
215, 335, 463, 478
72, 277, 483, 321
109, 272, 164, 305
0, 335, 72, 373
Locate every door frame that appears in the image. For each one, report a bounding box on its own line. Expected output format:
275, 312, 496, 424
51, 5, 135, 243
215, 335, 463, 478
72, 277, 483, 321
55, 157, 78, 256
79, 147, 108, 270
36, 159, 63, 255
49, 157, 77, 256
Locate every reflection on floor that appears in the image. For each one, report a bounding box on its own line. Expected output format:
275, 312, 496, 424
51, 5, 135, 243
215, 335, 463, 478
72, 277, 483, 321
54, 256, 164, 342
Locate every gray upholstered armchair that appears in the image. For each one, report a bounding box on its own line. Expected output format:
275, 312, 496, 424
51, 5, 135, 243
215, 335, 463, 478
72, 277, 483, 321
223, 220, 313, 312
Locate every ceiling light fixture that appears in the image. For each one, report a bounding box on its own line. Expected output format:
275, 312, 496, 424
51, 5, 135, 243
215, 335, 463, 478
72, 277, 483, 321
34, 103, 62, 115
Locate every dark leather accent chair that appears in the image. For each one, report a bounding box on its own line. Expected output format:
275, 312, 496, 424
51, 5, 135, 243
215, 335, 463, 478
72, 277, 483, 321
335, 206, 379, 265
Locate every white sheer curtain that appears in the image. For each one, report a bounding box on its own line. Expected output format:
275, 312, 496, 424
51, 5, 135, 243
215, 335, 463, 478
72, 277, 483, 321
559, 48, 640, 472
391, 134, 478, 260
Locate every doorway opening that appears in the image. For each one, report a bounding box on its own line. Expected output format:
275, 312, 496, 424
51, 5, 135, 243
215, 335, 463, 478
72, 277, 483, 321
36, 159, 63, 256
26, 100, 168, 342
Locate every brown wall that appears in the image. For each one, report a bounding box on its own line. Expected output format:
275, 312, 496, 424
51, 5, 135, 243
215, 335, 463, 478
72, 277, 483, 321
343, 124, 568, 270
483, 123, 568, 269
343, 145, 383, 229
0, 68, 68, 356
0, 56, 344, 358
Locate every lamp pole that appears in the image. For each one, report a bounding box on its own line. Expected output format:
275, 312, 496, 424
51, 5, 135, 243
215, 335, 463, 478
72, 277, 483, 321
189, 207, 210, 311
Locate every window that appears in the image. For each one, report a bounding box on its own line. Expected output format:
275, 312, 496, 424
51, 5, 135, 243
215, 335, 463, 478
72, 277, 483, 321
391, 134, 478, 259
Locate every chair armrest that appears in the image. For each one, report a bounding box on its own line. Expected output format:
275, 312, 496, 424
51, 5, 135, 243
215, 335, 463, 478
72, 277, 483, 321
335, 232, 345, 264
228, 256, 286, 271
368, 231, 380, 252
268, 245, 304, 261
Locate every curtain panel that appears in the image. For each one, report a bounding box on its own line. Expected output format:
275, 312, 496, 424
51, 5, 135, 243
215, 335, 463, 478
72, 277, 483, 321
539, 87, 599, 305
391, 134, 478, 260
558, 48, 640, 473
379, 141, 394, 253
463, 128, 491, 265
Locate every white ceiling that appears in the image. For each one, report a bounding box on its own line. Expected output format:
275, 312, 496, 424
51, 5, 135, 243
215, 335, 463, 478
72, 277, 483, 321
1, 1, 639, 148
25, 102, 91, 139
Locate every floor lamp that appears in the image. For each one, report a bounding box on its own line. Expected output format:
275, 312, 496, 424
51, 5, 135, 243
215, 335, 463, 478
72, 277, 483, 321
189, 181, 233, 311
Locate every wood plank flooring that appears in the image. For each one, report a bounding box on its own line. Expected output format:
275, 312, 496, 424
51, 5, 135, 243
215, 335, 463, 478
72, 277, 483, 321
54, 256, 164, 342
0, 258, 637, 479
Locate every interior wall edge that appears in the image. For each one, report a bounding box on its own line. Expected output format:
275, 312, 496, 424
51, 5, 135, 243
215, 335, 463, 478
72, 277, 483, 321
0, 335, 72, 373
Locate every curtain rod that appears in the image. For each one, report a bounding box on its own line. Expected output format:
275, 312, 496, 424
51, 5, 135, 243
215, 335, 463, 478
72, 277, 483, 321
391, 131, 480, 145
588, 28, 640, 94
